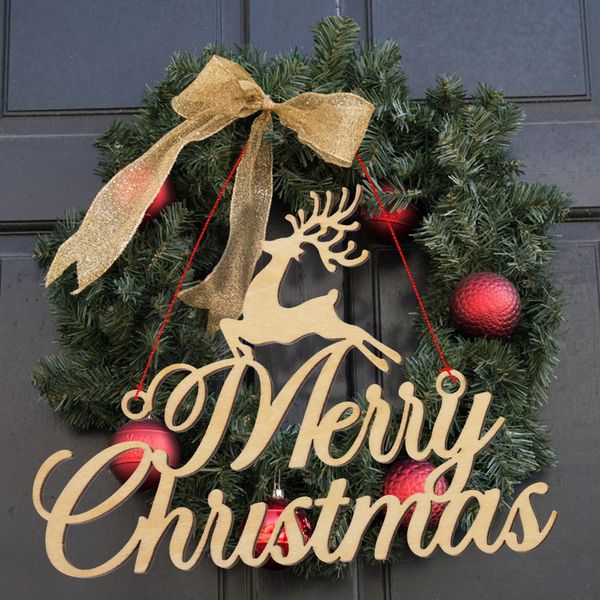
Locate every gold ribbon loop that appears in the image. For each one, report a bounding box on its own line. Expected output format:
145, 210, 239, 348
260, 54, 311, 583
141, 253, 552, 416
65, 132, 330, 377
46, 55, 374, 333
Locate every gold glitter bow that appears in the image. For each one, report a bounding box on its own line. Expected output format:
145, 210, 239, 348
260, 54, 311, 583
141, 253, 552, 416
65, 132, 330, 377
45, 55, 374, 334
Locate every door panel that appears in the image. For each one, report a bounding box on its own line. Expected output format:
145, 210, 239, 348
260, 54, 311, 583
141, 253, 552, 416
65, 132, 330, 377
0, 134, 100, 221
512, 116, 600, 209
370, 0, 588, 100
0, 236, 221, 600
6, 0, 241, 112
0, 0, 244, 222
378, 225, 600, 600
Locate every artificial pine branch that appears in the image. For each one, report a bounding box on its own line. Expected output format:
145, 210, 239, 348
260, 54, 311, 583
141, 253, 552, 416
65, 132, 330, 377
32, 16, 569, 579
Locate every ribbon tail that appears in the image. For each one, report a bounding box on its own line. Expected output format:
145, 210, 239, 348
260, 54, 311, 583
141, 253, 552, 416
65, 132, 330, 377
46, 114, 235, 293
179, 112, 273, 335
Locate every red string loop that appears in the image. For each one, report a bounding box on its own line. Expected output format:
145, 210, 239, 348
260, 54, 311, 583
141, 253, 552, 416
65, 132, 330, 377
134, 146, 454, 398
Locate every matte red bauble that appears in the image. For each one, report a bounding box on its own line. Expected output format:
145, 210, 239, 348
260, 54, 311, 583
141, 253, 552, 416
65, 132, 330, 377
109, 419, 180, 490
143, 176, 177, 221
450, 272, 521, 339
254, 489, 313, 570
382, 459, 448, 528
359, 183, 420, 244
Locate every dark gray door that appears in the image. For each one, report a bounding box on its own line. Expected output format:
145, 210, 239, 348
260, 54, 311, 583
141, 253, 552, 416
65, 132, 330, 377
1, 2, 598, 599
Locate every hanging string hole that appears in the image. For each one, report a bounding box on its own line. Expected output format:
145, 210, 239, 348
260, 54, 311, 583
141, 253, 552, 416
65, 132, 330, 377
436, 369, 466, 397
121, 389, 153, 420
438, 367, 459, 384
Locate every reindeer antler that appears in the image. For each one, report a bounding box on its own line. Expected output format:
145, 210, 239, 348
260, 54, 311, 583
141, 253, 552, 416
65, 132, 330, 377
285, 186, 369, 272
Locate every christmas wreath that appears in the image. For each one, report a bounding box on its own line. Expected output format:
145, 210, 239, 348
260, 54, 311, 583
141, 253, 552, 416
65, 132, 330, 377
32, 17, 569, 578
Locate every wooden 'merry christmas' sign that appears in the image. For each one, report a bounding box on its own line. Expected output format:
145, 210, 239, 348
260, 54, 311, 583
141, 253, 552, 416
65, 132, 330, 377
32, 186, 557, 576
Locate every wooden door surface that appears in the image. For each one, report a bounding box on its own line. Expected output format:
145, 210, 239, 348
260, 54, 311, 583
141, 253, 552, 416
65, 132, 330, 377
1, 2, 598, 599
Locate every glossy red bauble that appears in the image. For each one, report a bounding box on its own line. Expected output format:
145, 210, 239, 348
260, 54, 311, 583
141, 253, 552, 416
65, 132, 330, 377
143, 176, 177, 221
359, 184, 420, 244
109, 419, 180, 490
382, 459, 448, 528
254, 492, 313, 570
450, 272, 521, 339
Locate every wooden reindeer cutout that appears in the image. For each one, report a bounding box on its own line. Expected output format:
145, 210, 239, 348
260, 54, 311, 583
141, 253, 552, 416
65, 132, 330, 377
220, 186, 402, 372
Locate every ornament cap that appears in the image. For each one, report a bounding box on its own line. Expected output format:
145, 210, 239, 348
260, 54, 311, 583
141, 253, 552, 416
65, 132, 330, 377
272, 470, 285, 498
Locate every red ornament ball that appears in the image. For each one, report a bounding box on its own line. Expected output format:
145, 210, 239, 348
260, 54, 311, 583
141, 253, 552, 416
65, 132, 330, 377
110, 419, 180, 490
359, 183, 420, 244
450, 272, 521, 339
254, 490, 313, 570
382, 459, 448, 528
144, 176, 177, 221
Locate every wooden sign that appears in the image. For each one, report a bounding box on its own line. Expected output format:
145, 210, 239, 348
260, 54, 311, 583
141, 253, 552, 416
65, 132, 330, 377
32, 186, 557, 577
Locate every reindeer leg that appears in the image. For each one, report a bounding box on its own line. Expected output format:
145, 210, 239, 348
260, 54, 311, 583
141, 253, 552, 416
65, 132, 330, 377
318, 318, 398, 372
339, 323, 401, 371
356, 340, 393, 373
220, 318, 253, 358
364, 335, 402, 365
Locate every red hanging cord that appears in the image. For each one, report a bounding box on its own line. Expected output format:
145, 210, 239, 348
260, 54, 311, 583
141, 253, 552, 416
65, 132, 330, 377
134, 145, 454, 399
355, 154, 456, 380
134, 146, 248, 399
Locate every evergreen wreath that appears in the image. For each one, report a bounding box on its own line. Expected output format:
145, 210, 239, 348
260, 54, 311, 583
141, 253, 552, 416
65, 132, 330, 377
32, 17, 570, 578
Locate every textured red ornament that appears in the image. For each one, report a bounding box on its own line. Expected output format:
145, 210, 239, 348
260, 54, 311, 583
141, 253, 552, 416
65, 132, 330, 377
450, 272, 521, 339
109, 419, 180, 490
359, 183, 420, 244
382, 459, 448, 528
144, 176, 177, 221
254, 490, 313, 570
